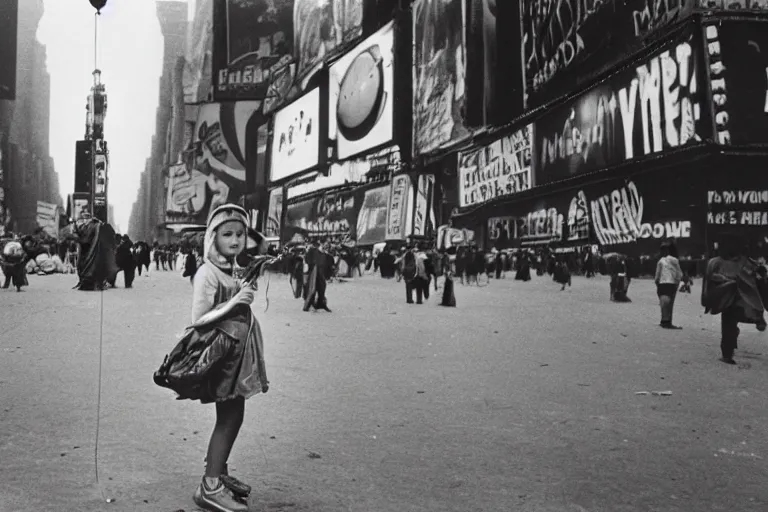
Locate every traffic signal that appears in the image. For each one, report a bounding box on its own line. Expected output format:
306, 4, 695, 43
74, 140, 93, 194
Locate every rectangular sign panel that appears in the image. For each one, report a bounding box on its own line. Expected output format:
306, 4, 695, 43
458, 124, 533, 208
412, 0, 470, 156
329, 21, 395, 161
534, 26, 707, 185
704, 20, 768, 145
270, 87, 321, 182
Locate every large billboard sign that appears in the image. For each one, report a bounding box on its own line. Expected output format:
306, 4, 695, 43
534, 26, 707, 186
269, 88, 322, 183
704, 20, 768, 146
329, 22, 395, 161
522, 0, 695, 100
212, 0, 364, 112
412, 0, 470, 156
458, 124, 533, 208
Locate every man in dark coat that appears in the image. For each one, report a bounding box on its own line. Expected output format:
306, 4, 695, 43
70, 214, 119, 291
115, 235, 136, 288
303, 240, 331, 312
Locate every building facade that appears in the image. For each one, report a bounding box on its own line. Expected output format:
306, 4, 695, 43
127, 0, 187, 242
0, 0, 62, 235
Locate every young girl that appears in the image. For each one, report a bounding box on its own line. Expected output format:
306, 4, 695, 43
189, 204, 268, 512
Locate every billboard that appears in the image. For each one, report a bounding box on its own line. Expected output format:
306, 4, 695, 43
458, 124, 532, 208
356, 184, 389, 245
286, 145, 400, 199
522, 0, 696, 100
36, 201, 59, 239
385, 174, 411, 240
166, 101, 261, 225
534, 27, 707, 186
213, 0, 363, 109
412, 0, 470, 156
329, 21, 394, 161
264, 187, 284, 238
284, 186, 362, 242
485, 169, 705, 256
270, 87, 321, 182
0, 0, 17, 100
704, 20, 768, 145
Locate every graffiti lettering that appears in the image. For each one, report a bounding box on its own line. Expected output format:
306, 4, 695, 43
632, 0, 691, 37
459, 126, 533, 208
638, 220, 692, 239
540, 38, 699, 174
590, 181, 644, 246
524, 0, 609, 91
697, 0, 768, 10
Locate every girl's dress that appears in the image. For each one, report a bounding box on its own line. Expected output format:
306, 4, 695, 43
189, 263, 268, 403
155, 205, 268, 404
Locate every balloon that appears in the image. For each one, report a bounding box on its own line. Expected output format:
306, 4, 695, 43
89, 0, 107, 13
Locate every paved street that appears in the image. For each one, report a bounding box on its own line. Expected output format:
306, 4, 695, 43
1, 270, 768, 512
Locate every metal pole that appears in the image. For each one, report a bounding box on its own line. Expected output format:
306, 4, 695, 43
90, 12, 98, 218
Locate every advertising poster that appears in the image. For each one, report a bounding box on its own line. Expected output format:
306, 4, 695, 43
458, 124, 532, 208
485, 170, 705, 256
329, 21, 394, 161
705, 20, 768, 145
412, 173, 436, 237
0, 0, 17, 100
385, 174, 410, 240
522, 0, 616, 96
466, 0, 497, 126
36, 201, 59, 239
166, 101, 261, 225
412, 0, 470, 156
270, 87, 321, 183
94, 154, 107, 196
534, 27, 707, 186
706, 164, 768, 253
287, 146, 399, 199
264, 187, 284, 238
356, 185, 389, 245
213, 0, 364, 109
284, 187, 361, 242
184, 0, 214, 104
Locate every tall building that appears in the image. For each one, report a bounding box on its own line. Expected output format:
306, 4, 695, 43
127, 0, 187, 242
0, 0, 61, 235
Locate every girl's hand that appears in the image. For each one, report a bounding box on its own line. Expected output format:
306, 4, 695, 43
234, 284, 256, 306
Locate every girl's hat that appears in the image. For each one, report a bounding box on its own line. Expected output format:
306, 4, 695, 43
204, 204, 250, 270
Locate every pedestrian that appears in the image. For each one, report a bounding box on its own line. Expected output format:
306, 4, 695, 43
116, 235, 136, 288
187, 204, 266, 511
553, 257, 571, 291
183, 248, 198, 285
702, 234, 768, 365
655, 241, 684, 329
1, 239, 28, 292
303, 240, 332, 312
402, 245, 428, 304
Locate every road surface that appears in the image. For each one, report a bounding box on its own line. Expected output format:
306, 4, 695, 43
1, 270, 767, 511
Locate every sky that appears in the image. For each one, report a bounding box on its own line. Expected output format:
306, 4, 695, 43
38, 0, 171, 234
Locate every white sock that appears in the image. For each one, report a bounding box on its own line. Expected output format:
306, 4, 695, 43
203, 476, 220, 490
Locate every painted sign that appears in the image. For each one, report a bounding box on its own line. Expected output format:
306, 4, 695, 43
270, 88, 321, 182
386, 174, 410, 240
534, 27, 706, 185
704, 20, 768, 145
412, 0, 470, 156
412, 174, 436, 237
458, 124, 533, 208
264, 188, 284, 238
707, 189, 768, 226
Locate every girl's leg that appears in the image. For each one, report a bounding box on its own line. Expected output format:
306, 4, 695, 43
205, 397, 245, 477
